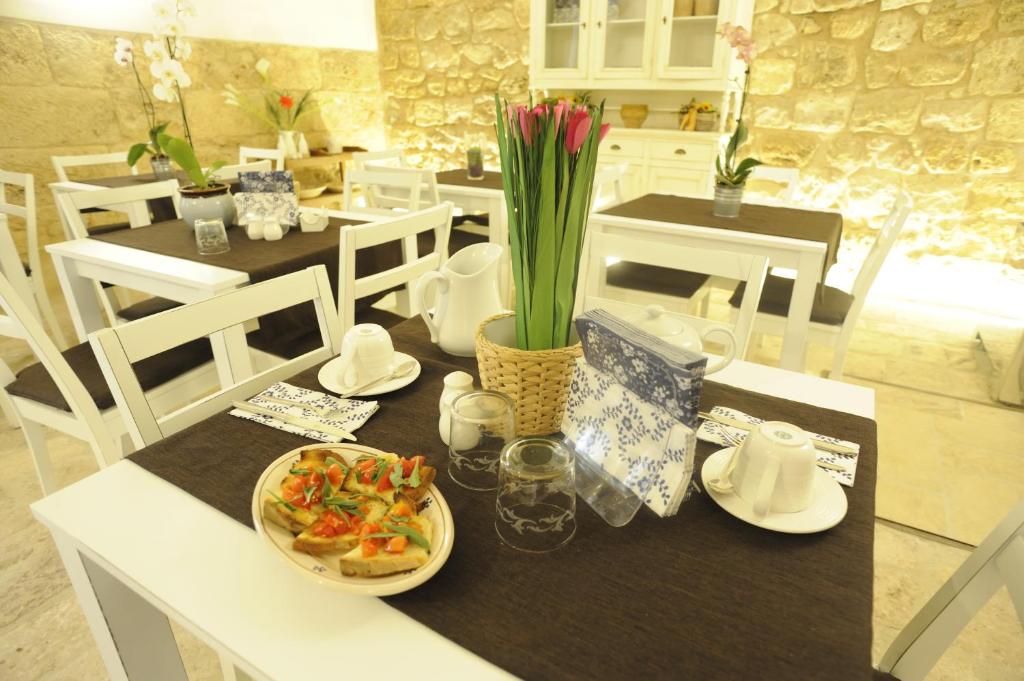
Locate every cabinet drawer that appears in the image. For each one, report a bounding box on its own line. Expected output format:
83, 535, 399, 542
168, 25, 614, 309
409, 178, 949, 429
602, 136, 645, 158
647, 166, 710, 198
648, 140, 716, 164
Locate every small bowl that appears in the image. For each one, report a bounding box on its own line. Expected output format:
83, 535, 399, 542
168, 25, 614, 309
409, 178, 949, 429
298, 185, 327, 199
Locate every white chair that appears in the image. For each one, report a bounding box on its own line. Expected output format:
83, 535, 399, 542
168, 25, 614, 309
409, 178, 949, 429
747, 166, 800, 206
576, 230, 769, 359
239, 146, 285, 171
337, 203, 453, 331
210, 159, 273, 182
727, 192, 913, 379
0, 270, 218, 494
343, 166, 440, 216
51, 151, 137, 183
592, 163, 629, 211
0, 170, 68, 347
350, 148, 407, 171
88, 266, 341, 448
877, 501, 1024, 681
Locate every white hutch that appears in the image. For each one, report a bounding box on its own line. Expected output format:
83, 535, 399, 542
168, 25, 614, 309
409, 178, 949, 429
529, 0, 754, 199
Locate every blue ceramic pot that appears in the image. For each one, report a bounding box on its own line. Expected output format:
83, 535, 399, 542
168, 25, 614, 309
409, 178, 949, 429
179, 183, 236, 229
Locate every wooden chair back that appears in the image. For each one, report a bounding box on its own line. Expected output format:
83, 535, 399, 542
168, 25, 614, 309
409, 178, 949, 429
576, 230, 769, 358
747, 166, 800, 206
55, 180, 181, 239
51, 151, 137, 183
211, 160, 272, 182
88, 266, 342, 448
337, 203, 453, 330
343, 166, 440, 215
593, 163, 628, 211
0, 170, 42, 317
238, 146, 285, 171
879, 501, 1024, 681
350, 149, 407, 171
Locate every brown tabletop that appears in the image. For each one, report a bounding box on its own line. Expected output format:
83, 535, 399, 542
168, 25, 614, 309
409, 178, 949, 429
600, 193, 844, 276
436, 169, 504, 191
88, 172, 240, 222
129, 316, 877, 681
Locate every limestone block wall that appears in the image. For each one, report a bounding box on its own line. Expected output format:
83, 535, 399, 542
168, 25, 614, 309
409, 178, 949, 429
0, 18, 385, 247
375, 0, 530, 168
746, 0, 1024, 261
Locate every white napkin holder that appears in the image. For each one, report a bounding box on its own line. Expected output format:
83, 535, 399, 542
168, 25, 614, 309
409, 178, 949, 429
299, 208, 330, 233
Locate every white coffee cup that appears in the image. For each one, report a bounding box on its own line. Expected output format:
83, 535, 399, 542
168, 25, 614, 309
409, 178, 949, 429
337, 323, 395, 388
728, 421, 817, 517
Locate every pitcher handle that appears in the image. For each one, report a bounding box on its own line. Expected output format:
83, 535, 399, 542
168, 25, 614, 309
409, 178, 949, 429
752, 455, 780, 518
417, 271, 449, 343
701, 325, 736, 375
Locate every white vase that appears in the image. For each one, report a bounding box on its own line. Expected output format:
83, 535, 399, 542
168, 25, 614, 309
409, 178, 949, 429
276, 130, 309, 160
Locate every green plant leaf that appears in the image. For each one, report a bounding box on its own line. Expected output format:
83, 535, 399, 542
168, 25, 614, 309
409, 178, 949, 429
127, 143, 149, 166
159, 134, 205, 188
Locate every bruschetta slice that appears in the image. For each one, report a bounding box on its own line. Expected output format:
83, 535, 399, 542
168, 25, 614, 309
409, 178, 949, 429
342, 454, 436, 505
263, 449, 351, 532
338, 497, 432, 577
291, 492, 388, 554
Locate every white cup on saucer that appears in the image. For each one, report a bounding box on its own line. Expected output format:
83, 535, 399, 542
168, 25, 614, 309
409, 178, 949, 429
337, 323, 396, 388
727, 421, 817, 517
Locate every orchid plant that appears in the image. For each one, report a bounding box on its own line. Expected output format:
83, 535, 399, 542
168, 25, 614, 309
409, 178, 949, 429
223, 59, 318, 132
494, 95, 610, 350
715, 23, 762, 188
113, 38, 171, 166
157, 134, 225, 190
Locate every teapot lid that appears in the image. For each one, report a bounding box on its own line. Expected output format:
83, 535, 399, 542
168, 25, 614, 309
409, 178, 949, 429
630, 305, 685, 338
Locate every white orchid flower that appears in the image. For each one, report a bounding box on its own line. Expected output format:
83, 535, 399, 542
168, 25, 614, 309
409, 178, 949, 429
255, 58, 271, 79
150, 58, 191, 88
177, 0, 197, 18
154, 19, 183, 37
143, 39, 168, 61
152, 81, 178, 102
174, 37, 191, 61
151, 0, 176, 22
113, 37, 134, 66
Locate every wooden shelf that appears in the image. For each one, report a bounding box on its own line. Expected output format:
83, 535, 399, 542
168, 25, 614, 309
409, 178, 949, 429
606, 17, 645, 25
546, 21, 580, 28
672, 15, 718, 21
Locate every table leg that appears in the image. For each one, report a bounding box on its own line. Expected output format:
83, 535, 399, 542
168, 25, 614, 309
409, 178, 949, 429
52, 530, 187, 681
50, 253, 107, 343
779, 252, 822, 372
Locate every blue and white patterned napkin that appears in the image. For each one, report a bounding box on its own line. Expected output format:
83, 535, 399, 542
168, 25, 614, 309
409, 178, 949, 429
234, 192, 300, 226
229, 382, 378, 443
563, 359, 696, 518
576, 309, 707, 429
239, 170, 294, 193
696, 406, 859, 487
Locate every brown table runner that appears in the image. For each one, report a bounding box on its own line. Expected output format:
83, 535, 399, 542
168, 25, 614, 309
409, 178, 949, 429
601, 193, 844, 277
436, 169, 504, 191
128, 317, 877, 680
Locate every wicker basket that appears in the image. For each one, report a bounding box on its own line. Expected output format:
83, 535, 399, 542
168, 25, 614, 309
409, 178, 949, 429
475, 313, 582, 437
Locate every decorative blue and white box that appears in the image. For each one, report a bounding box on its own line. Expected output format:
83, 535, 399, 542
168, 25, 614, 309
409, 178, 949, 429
575, 309, 707, 429
233, 192, 300, 226
562, 359, 696, 522
239, 170, 295, 193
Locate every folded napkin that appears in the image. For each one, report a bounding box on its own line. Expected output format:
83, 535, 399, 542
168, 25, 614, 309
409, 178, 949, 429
234, 192, 300, 226
696, 406, 859, 487
239, 169, 295, 193
576, 309, 707, 429
563, 359, 695, 519
229, 382, 378, 443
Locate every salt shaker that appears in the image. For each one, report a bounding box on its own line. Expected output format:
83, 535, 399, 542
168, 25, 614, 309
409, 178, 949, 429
438, 371, 474, 445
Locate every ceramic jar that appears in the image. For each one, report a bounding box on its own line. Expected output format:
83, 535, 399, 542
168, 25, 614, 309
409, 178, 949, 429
179, 184, 236, 230
620, 104, 648, 129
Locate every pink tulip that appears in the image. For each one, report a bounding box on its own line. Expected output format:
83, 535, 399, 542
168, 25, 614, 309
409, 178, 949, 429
553, 101, 568, 131
598, 122, 610, 143
518, 106, 533, 145
565, 109, 592, 153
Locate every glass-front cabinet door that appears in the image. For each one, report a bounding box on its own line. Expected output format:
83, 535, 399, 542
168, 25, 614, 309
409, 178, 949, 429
655, 0, 730, 80
591, 0, 657, 80
533, 0, 593, 81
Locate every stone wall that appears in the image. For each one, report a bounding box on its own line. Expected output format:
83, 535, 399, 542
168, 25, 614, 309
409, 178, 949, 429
746, 0, 1024, 260
375, 0, 530, 168
0, 18, 384, 246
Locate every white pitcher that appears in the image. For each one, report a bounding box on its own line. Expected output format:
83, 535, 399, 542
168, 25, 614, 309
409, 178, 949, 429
417, 242, 504, 357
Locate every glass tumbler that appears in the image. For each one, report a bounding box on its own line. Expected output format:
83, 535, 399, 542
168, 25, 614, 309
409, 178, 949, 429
448, 390, 515, 491
495, 437, 576, 553
194, 218, 230, 255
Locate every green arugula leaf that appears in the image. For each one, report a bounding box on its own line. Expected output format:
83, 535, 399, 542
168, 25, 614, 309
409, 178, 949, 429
325, 456, 349, 477
383, 522, 430, 550
371, 458, 390, 483
389, 462, 405, 489
321, 476, 331, 501
302, 485, 315, 505
267, 491, 296, 511
360, 532, 403, 540
289, 468, 312, 476
408, 459, 421, 488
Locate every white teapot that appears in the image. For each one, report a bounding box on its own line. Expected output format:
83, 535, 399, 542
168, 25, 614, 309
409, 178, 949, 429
627, 305, 735, 375
335, 323, 395, 388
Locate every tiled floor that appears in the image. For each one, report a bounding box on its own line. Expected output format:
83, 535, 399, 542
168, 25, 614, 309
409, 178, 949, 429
1, 269, 1022, 679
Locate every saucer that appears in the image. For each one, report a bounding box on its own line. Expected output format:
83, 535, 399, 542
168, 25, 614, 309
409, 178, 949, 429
700, 447, 848, 534
317, 352, 421, 397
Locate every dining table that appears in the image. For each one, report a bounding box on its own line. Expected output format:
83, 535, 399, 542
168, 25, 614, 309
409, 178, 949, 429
31, 315, 878, 681
592, 193, 845, 373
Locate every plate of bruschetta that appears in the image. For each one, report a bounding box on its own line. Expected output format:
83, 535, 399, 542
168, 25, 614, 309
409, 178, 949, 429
252, 443, 454, 596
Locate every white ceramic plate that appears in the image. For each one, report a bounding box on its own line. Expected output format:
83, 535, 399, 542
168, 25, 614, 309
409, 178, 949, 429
700, 447, 848, 534
317, 352, 421, 397
252, 443, 454, 596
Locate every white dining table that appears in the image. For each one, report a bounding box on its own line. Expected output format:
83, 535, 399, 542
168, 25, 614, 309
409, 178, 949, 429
30, 358, 873, 681
589, 207, 831, 373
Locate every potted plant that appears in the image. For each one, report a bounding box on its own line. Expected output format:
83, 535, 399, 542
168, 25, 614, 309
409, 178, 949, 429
158, 134, 233, 229
223, 58, 317, 159
479, 95, 609, 436
713, 23, 761, 218
127, 122, 175, 179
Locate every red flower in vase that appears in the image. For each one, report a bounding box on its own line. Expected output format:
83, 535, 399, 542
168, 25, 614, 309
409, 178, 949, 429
279, 95, 294, 109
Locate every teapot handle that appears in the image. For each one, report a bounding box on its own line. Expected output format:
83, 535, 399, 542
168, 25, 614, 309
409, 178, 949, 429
417, 271, 449, 344
701, 326, 736, 375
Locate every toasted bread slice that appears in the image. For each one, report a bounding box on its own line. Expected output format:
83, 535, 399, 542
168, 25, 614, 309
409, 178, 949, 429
263, 497, 319, 533
264, 448, 351, 530
291, 495, 388, 555
343, 453, 437, 505
338, 503, 433, 577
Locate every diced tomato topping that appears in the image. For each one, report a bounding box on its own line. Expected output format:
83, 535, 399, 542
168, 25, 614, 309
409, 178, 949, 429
326, 463, 344, 487
356, 459, 376, 484
390, 499, 414, 518
308, 471, 323, 488
286, 477, 305, 495
385, 536, 408, 554
361, 540, 379, 557
376, 466, 395, 492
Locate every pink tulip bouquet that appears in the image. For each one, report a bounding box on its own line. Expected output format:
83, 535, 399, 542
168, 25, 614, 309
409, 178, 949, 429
715, 23, 762, 189
494, 95, 610, 350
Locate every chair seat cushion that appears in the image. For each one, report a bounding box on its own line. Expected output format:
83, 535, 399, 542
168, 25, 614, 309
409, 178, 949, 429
6, 339, 214, 412
873, 670, 899, 680
606, 262, 711, 300
728, 274, 854, 327
116, 296, 182, 321
452, 214, 490, 228
247, 308, 407, 360
87, 222, 131, 236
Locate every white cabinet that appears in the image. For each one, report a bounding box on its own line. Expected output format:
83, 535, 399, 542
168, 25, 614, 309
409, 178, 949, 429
531, 0, 751, 89
598, 129, 720, 201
